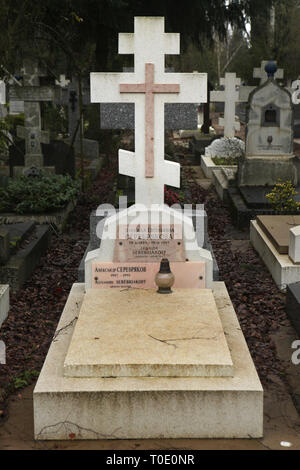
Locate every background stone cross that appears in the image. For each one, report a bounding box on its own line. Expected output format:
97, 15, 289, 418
9, 60, 58, 169
91, 17, 206, 206
253, 60, 284, 85
211, 73, 241, 138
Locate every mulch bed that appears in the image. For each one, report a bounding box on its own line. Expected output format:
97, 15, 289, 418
0, 163, 117, 420
0, 151, 290, 423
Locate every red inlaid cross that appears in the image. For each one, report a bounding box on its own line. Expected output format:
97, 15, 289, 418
120, 63, 180, 178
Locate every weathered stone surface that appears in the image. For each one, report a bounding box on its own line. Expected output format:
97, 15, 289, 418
250, 220, 300, 290
34, 282, 263, 440
64, 288, 233, 378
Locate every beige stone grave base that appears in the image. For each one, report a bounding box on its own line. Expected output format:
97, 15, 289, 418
251, 220, 300, 291
256, 215, 300, 254
64, 288, 233, 378
33, 282, 263, 440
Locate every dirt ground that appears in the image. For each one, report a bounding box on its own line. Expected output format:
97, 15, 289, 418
0, 321, 300, 451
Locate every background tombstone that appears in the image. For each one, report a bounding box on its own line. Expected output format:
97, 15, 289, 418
211, 73, 241, 138
58, 77, 99, 160
9, 59, 59, 176
238, 62, 295, 188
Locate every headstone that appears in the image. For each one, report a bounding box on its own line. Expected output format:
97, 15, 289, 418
253, 60, 284, 85
58, 78, 99, 160
210, 73, 241, 138
238, 62, 296, 187
9, 59, 59, 176
289, 225, 300, 264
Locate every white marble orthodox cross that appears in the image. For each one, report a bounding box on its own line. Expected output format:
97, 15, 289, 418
91, 17, 206, 206
253, 60, 284, 85
211, 73, 240, 138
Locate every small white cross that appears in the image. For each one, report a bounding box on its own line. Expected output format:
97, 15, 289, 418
211, 73, 241, 138
253, 60, 284, 85
91, 17, 207, 206
55, 74, 70, 88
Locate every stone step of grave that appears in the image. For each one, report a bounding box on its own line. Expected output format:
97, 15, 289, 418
286, 282, 300, 336
250, 219, 300, 291
64, 288, 233, 378
0, 285, 9, 330
0, 221, 36, 265
212, 167, 238, 204
0, 198, 77, 232
256, 215, 300, 255
0, 225, 51, 291
1, 221, 35, 250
